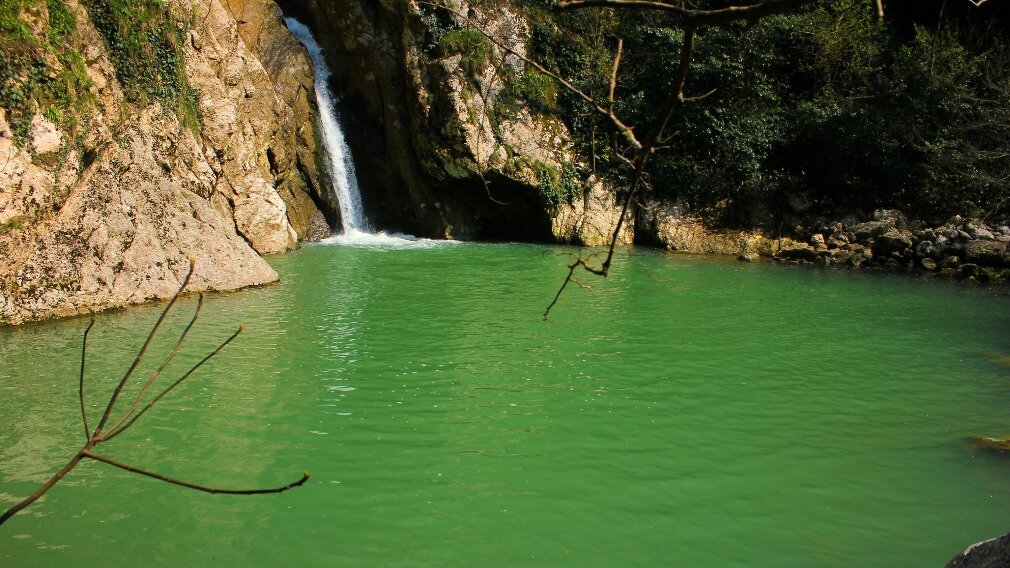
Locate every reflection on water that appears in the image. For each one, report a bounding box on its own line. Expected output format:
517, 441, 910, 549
1, 243, 1009, 566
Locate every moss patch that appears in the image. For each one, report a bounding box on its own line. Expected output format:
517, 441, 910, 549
81, 0, 200, 133
0, 0, 93, 146
438, 28, 491, 82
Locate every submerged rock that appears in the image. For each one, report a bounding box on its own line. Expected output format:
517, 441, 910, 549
973, 436, 1010, 453
946, 531, 1010, 568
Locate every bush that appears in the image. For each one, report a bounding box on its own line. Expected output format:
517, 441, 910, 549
516, 0, 1010, 223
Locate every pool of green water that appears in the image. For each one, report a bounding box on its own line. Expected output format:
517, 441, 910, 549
1, 242, 1009, 566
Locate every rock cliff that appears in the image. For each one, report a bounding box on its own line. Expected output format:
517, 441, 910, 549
277, 0, 631, 244
0, 0, 331, 325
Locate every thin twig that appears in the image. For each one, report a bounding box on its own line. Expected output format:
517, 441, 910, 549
419, 1, 643, 151
608, 38, 624, 112
555, 0, 820, 26
105, 294, 205, 435
80, 319, 96, 442
82, 452, 310, 495
1, 261, 307, 527
0, 453, 86, 525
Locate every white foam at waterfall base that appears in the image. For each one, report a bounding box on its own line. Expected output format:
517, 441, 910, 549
284, 18, 372, 235
321, 229, 459, 250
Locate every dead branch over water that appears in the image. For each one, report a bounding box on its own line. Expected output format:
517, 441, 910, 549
0, 262, 309, 527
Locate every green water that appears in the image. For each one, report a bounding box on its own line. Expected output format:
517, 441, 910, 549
1, 242, 1009, 566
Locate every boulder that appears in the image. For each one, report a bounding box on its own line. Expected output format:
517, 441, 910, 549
921, 258, 937, 271
916, 240, 938, 259
775, 242, 817, 262
873, 230, 914, 257
959, 263, 980, 279
941, 256, 961, 270
966, 222, 995, 240
827, 232, 850, 249
851, 221, 889, 241
964, 240, 1008, 267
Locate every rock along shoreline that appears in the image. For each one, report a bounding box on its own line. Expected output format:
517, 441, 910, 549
766, 209, 1010, 285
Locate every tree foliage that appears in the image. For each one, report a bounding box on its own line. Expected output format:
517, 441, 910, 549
522, 0, 1010, 223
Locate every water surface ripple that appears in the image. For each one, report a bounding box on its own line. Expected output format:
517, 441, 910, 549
1, 244, 1008, 566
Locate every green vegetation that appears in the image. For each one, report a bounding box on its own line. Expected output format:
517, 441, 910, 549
0, 0, 201, 149
0, 0, 92, 147
438, 28, 492, 82
512, 0, 1010, 223
516, 70, 558, 113
82, 0, 200, 132
520, 157, 580, 210
0, 216, 25, 235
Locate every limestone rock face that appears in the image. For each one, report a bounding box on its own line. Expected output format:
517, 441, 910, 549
0, 109, 278, 325
0, 0, 330, 325
553, 177, 633, 247
221, 0, 334, 240
637, 200, 775, 257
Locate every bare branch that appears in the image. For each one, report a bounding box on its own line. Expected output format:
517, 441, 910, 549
1, 262, 306, 526
608, 38, 624, 112
554, 0, 822, 27
79, 319, 96, 442
82, 452, 310, 495
93, 265, 196, 436
101, 325, 243, 442
0, 453, 85, 526
105, 294, 205, 435
419, 1, 643, 151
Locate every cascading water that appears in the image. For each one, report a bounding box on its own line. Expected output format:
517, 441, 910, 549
285, 18, 370, 235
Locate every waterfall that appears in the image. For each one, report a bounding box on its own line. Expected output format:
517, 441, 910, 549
285, 18, 370, 234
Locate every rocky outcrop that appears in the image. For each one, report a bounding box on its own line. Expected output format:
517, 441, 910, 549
553, 176, 633, 246
0, 0, 331, 325
637, 199, 777, 258
946, 532, 1010, 568
221, 0, 333, 238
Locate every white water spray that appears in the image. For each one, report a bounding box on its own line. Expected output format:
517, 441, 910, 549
285, 18, 370, 234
